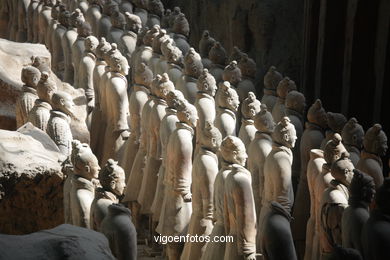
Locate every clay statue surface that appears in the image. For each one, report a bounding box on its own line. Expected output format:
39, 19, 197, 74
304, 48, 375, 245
52, 9, 69, 76
181, 123, 222, 260
198, 30, 215, 69
120, 13, 141, 63
215, 81, 239, 138
258, 117, 297, 251
341, 118, 364, 166
172, 13, 190, 56
208, 42, 227, 84
85, 0, 102, 35
97, 0, 118, 39
157, 101, 198, 259
47, 91, 75, 157
91, 159, 126, 231
100, 204, 137, 260
272, 77, 297, 123
357, 124, 388, 189
72, 21, 92, 88
262, 202, 297, 260
319, 155, 354, 259
223, 136, 257, 260
261, 66, 283, 111
238, 92, 261, 149
320, 112, 347, 150
342, 169, 375, 255
107, 11, 126, 44
222, 60, 242, 97
16, 66, 41, 128
28, 71, 57, 132
70, 143, 100, 228
237, 54, 257, 100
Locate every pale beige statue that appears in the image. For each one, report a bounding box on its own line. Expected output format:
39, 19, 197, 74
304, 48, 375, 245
149, 28, 167, 74
157, 101, 198, 260
311, 133, 347, 260
62, 9, 84, 84
70, 143, 100, 228
120, 0, 134, 14
208, 42, 227, 84
258, 117, 297, 250
46, 1, 61, 54
38, 0, 54, 44
222, 136, 257, 260
90, 159, 126, 231
47, 91, 75, 158
237, 54, 257, 100
133, 0, 149, 26
123, 75, 159, 229
166, 45, 184, 88
261, 66, 283, 111
156, 36, 174, 78
90, 37, 111, 160
357, 123, 388, 189
85, 0, 102, 36
341, 118, 364, 166
120, 62, 153, 181
272, 77, 297, 123
152, 90, 186, 228
32, 0, 43, 43
295, 99, 327, 259
222, 61, 242, 96
181, 123, 222, 260
215, 81, 240, 138
146, 0, 164, 28
172, 13, 190, 56
247, 104, 275, 225
52, 9, 69, 76
16, 66, 41, 128
101, 50, 130, 163
319, 155, 354, 260
97, 0, 119, 39
238, 92, 261, 149
137, 73, 175, 220
176, 48, 204, 104
27, 71, 57, 132
198, 30, 216, 69
107, 11, 126, 44
72, 21, 92, 88
120, 12, 142, 63
27, 0, 39, 42
79, 35, 99, 125
77, 0, 89, 14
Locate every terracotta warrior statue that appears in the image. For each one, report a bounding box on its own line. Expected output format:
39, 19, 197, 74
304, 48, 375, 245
101, 50, 130, 163
237, 54, 257, 99
31, 55, 50, 74
223, 136, 257, 260
259, 117, 297, 249
119, 0, 134, 14
62, 9, 84, 84
157, 101, 198, 260
79, 35, 99, 123
272, 77, 297, 123
27, 0, 39, 42
107, 10, 126, 44
133, 0, 149, 26
53, 9, 69, 76
357, 124, 388, 189
214, 81, 240, 138
85, 0, 102, 35
247, 104, 275, 225
181, 122, 222, 260
342, 169, 375, 255
72, 21, 92, 88
97, 0, 119, 39
152, 90, 186, 230
176, 48, 204, 104
100, 204, 137, 260
238, 92, 261, 149
262, 201, 297, 260
137, 73, 174, 221
361, 178, 390, 260
261, 66, 283, 111
47, 91, 75, 158
146, 0, 164, 28
165, 45, 184, 87
16, 66, 41, 128
38, 0, 54, 44
229, 46, 244, 64
319, 154, 354, 259
208, 42, 227, 84
149, 27, 167, 74
172, 13, 190, 56
341, 118, 364, 166
70, 142, 100, 228
320, 112, 347, 150
120, 62, 153, 181
90, 37, 111, 159
27, 71, 57, 132
123, 74, 158, 229
120, 12, 142, 63
90, 159, 126, 231
312, 134, 347, 260
46, 1, 63, 54
295, 99, 327, 258
198, 30, 216, 70
222, 60, 242, 94
304, 149, 326, 260
32, 0, 43, 43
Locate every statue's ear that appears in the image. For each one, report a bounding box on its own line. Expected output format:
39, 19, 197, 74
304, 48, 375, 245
84, 165, 90, 173
110, 180, 116, 189
283, 133, 290, 142
60, 98, 66, 106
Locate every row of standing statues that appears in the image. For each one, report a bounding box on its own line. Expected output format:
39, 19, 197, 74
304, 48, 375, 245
7, 0, 390, 260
